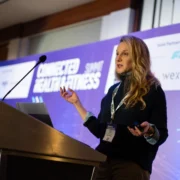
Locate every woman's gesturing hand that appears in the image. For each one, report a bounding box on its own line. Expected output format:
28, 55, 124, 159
60, 86, 79, 104
128, 121, 155, 137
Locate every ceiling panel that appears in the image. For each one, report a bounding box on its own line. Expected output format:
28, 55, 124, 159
0, 0, 94, 29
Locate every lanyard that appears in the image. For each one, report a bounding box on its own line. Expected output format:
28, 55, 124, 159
110, 82, 125, 123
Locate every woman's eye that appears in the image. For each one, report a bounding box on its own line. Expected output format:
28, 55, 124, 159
123, 52, 128, 56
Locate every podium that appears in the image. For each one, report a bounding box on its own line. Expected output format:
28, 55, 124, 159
0, 102, 106, 180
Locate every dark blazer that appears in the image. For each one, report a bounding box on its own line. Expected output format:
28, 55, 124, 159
84, 81, 168, 173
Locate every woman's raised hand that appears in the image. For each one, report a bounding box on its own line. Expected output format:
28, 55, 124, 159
60, 87, 79, 104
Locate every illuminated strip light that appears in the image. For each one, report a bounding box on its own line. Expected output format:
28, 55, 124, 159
32, 96, 43, 103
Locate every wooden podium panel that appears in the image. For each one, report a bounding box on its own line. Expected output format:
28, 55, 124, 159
0, 102, 106, 180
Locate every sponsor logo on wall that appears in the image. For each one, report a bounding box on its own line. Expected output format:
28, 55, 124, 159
145, 33, 180, 91
171, 51, 180, 59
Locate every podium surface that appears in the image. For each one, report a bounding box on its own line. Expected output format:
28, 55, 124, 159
0, 102, 106, 180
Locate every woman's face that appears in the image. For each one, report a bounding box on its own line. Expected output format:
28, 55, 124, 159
115, 42, 132, 75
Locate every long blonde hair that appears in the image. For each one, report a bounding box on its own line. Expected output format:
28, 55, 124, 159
119, 36, 160, 109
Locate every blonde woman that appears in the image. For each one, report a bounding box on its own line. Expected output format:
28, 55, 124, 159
60, 36, 168, 180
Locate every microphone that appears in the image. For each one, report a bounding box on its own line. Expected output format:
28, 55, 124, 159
1, 55, 47, 101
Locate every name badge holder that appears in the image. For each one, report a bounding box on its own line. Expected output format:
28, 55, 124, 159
103, 83, 125, 142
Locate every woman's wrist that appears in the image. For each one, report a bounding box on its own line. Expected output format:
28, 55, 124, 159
144, 125, 155, 138
73, 99, 81, 106
73, 100, 87, 121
